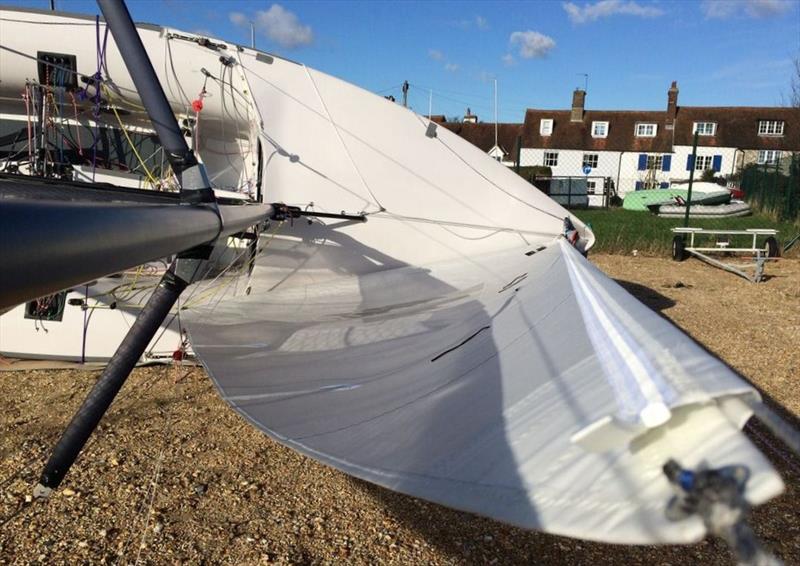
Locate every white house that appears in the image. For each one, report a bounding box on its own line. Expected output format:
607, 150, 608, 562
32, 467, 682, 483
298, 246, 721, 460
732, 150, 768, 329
517, 83, 798, 197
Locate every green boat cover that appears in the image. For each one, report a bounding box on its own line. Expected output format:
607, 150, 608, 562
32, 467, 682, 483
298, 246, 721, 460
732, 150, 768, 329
623, 189, 730, 211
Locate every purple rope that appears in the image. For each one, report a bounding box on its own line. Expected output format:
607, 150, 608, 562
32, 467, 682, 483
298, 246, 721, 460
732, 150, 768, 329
91, 15, 110, 180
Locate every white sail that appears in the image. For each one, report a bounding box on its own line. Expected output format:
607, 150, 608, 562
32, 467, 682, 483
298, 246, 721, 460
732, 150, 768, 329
0, 7, 784, 544
183, 47, 782, 543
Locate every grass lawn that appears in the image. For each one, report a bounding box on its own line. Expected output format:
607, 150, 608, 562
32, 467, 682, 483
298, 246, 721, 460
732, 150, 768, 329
575, 208, 800, 257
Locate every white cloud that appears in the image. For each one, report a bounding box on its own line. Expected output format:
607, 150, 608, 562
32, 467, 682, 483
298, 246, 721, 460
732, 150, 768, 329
428, 49, 444, 61
563, 0, 664, 23
502, 53, 516, 66
452, 15, 490, 30
509, 31, 556, 59
444, 63, 460, 72
701, 0, 794, 19
229, 4, 313, 49
229, 11, 247, 26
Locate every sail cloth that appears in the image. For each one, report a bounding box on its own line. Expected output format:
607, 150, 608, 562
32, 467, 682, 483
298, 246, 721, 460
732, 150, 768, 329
185, 53, 783, 544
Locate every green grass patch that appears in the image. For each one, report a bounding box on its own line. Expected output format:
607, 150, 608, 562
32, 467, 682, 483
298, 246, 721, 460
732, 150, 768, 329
576, 208, 800, 257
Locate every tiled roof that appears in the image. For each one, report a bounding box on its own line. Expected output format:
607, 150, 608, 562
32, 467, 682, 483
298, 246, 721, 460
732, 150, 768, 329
671, 106, 799, 149
521, 106, 799, 152
441, 122, 524, 155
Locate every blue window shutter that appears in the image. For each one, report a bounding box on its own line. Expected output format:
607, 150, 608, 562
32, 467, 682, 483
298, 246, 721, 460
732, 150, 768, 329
637, 154, 647, 171
635, 181, 643, 190
662, 155, 671, 171
712, 155, 722, 172
660, 182, 669, 189
686, 155, 695, 170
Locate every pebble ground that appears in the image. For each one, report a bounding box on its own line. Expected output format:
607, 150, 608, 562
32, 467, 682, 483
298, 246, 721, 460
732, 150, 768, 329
1, 255, 798, 565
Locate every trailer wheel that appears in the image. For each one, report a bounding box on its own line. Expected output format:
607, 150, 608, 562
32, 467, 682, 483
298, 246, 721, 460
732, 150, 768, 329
765, 236, 780, 258
672, 235, 686, 261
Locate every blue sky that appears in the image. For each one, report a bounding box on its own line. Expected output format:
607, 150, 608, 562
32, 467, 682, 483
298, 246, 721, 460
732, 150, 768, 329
11, 0, 800, 122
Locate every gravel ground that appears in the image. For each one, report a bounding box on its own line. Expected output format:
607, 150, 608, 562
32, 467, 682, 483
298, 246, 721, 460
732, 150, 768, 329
1, 255, 799, 565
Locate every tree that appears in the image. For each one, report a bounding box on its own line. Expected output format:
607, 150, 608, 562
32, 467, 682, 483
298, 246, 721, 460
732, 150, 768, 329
790, 56, 800, 108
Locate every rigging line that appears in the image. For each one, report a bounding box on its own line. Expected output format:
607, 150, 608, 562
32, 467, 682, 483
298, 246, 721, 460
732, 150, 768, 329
129, 406, 172, 566
302, 64, 384, 214
163, 35, 192, 108
181, 239, 261, 310
102, 84, 158, 185
0, 17, 96, 25
214, 61, 243, 182
175, 240, 250, 309
0, 45, 157, 109
185, 222, 284, 325
23, 84, 33, 167
374, 210, 554, 238
115, 368, 175, 565
241, 64, 521, 222
224, 63, 256, 183
416, 114, 564, 223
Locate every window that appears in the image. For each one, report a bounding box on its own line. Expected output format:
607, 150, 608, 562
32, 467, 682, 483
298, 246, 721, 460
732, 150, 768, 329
583, 153, 599, 169
592, 121, 608, 138
758, 150, 780, 164
544, 151, 558, 167
586, 180, 597, 195
638, 153, 671, 171
646, 155, 663, 171
693, 122, 717, 136
695, 155, 713, 171
758, 120, 784, 136
24, 292, 67, 322
540, 119, 553, 136
635, 123, 657, 137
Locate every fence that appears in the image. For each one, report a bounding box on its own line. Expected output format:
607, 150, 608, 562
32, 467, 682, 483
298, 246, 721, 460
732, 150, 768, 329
529, 175, 612, 208
739, 152, 799, 224
514, 145, 615, 208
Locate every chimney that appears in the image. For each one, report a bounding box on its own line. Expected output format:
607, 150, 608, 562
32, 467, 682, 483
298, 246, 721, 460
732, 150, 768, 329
666, 81, 678, 128
463, 107, 478, 123
570, 89, 586, 122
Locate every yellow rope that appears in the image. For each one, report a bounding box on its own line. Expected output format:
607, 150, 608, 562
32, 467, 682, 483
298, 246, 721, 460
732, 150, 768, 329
182, 222, 284, 309
101, 83, 159, 186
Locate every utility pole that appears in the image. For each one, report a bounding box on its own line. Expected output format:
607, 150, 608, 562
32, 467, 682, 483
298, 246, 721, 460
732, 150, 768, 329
250, 21, 255, 49
402, 81, 409, 108
428, 89, 432, 119
494, 78, 498, 157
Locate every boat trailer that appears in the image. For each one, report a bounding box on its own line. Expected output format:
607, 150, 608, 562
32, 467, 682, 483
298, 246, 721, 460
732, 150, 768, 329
671, 227, 780, 283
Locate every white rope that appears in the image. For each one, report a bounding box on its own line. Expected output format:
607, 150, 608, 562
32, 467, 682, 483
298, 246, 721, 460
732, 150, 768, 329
302, 65, 384, 214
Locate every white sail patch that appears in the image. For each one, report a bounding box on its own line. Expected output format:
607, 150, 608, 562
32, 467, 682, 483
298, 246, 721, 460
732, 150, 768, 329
560, 239, 677, 427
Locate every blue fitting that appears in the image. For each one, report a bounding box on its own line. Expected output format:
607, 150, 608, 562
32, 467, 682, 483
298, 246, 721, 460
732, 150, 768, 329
678, 470, 695, 492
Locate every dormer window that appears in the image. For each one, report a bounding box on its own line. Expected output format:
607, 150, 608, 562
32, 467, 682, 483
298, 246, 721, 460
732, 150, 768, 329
592, 121, 608, 138
693, 122, 717, 136
635, 123, 657, 137
540, 119, 553, 136
758, 120, 784, 136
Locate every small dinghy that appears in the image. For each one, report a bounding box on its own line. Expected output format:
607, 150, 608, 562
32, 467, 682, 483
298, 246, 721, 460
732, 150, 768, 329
627, 188, 730, 212
658, 200, 752, 218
